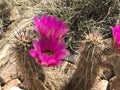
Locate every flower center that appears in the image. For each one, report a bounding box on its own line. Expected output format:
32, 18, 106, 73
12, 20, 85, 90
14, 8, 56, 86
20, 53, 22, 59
43, 49, 54, 55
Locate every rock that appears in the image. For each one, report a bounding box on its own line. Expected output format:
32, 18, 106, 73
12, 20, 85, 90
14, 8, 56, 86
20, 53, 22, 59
91, 80, 108, 90
0, 61, 18, 82
98, 63, 114, 80
65, 54, 79, 64
2, 79, 21, 90
108, 76, 120, 90
0, 76, 5, 88
9, 86, 23, 90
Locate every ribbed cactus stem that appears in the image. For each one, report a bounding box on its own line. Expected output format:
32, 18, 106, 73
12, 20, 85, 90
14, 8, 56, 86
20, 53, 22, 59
63, 42, 102, 90
17, 49, 45, 90
12, 29, 45, 90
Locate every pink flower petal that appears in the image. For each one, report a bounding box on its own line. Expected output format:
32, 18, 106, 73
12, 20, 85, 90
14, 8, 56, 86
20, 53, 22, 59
34, 14, 69, 39
34, 16, 40, 26
32, 40, 41, 51
112, 24, 120, 49
29, 49, 39, 58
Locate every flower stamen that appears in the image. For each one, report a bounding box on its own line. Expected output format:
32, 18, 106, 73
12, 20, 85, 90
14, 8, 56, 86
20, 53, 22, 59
43, 49, 54, 55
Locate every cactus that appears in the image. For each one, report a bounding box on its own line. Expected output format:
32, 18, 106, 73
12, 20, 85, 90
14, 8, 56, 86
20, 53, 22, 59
11, 29, 45, 90
63, 30, 104, 90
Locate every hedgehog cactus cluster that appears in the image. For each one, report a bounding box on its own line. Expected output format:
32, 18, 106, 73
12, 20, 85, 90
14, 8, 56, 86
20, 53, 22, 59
0, 0, 119, 90
29, 14, 69, 66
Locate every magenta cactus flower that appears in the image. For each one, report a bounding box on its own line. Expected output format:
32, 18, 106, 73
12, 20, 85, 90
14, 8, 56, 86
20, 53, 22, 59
34, 14, 69, 39
112, 24, 120, 48
29, 37, 69, 66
